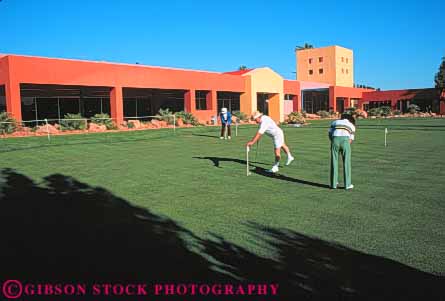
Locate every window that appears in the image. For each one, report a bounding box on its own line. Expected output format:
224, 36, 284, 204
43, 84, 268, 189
195, 90, 207, 110
302, 90, 329, 114
318, 57, 323, 63
369, 100, 391, 109
217, 92, 240, 112
319, 68, 323, 74
309, 69, 313, 75
346, 58, 349, 64
342, 68, 344, 74
0, 96, 5, 112
341, 57, 344, 62
346, 69, 349, 74
284, 94, 294, 101
309, 58, 313, 64
0, 86, 5, 112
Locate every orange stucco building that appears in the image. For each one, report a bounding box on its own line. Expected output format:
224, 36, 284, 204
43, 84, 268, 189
0, 55, 301, 123
1, 46, 443, 124
296, 46, 354, 88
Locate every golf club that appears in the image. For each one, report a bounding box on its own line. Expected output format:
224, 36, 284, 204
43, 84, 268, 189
254, 140, 259, 162
246, 146, 251, 176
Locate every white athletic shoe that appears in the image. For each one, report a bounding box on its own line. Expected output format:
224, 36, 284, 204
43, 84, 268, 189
267, 165, 279, 173
285, 155, 294, 166
228, 136, 231, 139
331, 182, 340, 189
346, 184, 354, 190
220, 137, 224, 140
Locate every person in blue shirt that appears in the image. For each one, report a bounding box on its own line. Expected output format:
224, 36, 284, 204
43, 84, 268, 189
219, 108, 232, 139
329, 113, 356, 190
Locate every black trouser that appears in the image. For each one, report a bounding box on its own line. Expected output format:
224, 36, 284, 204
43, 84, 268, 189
220, 124, 231, 137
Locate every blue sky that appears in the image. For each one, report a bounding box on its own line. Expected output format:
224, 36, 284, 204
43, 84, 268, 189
1, 0, 444, 90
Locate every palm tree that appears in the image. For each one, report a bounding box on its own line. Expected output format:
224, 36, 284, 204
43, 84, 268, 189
295, 43, 314, 51
238, 65, 248, 70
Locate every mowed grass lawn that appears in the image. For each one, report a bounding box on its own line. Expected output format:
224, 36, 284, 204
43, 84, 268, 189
1, 118, 444, 277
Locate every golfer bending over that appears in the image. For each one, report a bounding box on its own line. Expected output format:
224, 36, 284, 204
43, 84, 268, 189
329, 113, 356, 190
219, 107, 232, 139
246, 111, 294, 173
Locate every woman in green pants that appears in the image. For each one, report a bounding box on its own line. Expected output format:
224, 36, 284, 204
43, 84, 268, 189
328, 114, 356, 190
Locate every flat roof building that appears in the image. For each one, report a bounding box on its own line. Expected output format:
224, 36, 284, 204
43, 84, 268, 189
296, 45, 354, 88
1, 46, 443, 125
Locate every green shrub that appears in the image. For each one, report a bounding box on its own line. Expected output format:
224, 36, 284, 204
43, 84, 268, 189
232, 111, 248, 122
157, 108, 175, 125
175, 111, 200, 125
127, 121, 135, 129
90, 113, 116, 130
287, 111, 305, 124
380, 106, 392, 117
0, 112, 17, 134
368, 108, 382, 117
355, 109, 368, 118
408, 104, 420, 114
344, 107, 357, 115
316, 110, 330, 118
60, 113, 87, 131
393, 110, 402, 116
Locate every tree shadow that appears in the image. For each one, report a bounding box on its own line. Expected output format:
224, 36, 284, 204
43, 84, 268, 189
199, 222, 444, 300
0, 169, 443, 300
0, 168, 222, 283
193, 156, 330, 188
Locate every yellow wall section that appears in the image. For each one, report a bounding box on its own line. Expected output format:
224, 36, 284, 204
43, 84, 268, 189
240, 76, 252, 116
245, 68, 284, 122
334, 46, 353, 87
268, 94, 281, 122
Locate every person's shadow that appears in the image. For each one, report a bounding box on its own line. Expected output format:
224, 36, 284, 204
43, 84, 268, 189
191, 133, 221, 139
193, 156, 330, 189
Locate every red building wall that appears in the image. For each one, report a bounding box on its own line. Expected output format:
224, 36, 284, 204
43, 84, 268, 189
0, 55, 245, 123
329, 86, 374, 112
283, 80, 301, 112
360, 88, 440, 111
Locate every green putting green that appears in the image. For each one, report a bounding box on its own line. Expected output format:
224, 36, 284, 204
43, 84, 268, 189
1, 117, 444, 275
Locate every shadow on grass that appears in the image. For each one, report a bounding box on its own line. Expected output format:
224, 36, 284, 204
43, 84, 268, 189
0, 168, 220, 284
0, 169, 443, 300
193, 156, 329, 188
192, 133, 221, 139
193, 156, 267, 168
201, 222, 444, 299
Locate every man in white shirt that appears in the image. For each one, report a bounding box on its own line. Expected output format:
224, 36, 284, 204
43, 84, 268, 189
246, 111, 294, 173
329, 113, 356, 190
